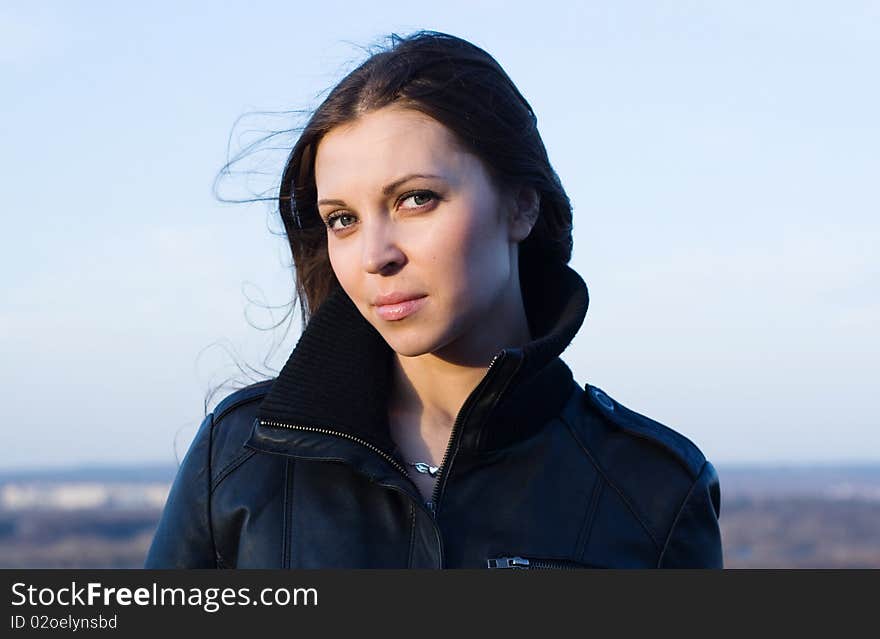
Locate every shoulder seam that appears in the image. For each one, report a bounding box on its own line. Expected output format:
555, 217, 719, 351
562, 419, 662, 551
211, 448, 258, 495
656, 459, 709, 567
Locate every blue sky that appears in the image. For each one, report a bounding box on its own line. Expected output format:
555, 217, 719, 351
2, 1, 878, 469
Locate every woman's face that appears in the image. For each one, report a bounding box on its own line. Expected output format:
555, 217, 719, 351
313, 104, 530, 362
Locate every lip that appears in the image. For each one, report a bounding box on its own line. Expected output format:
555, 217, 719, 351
374, 295, 428, 321
373, 291, 427, 306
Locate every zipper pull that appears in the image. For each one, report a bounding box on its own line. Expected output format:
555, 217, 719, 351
425, 500, 436, 516
487, 556, 530, 569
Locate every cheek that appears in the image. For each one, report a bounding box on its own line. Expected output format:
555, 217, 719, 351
327, 241, 359, 293
430, 203, 507, 289
457, 198, 506, 261
327, 233, 358, 268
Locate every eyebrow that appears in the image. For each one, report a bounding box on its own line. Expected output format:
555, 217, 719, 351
317, 173, 444, 208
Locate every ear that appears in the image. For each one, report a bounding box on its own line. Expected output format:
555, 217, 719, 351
506, 185, 540, 243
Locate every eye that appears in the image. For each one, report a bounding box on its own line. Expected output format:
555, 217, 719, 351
399, 190, 438, 209
324, 212, 356, 231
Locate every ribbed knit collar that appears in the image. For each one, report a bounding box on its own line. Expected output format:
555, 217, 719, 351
253, 262, 589, 458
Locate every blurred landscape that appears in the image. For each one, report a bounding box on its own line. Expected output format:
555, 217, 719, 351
0, 463, 878, 568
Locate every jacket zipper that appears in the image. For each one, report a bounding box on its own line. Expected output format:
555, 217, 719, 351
426, 351, 508, 515
487, 556, 593, 569
257, 420, 412, 478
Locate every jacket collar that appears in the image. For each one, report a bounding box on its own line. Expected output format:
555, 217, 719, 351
248, 262, 588, 467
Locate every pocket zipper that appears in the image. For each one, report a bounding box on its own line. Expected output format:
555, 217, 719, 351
487, 555, 597, 569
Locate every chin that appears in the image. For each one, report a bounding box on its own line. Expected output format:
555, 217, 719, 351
374, 315, 462, 357
380, 332, 442, 358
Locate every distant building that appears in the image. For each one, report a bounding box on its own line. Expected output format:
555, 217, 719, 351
0, 482, 170, 511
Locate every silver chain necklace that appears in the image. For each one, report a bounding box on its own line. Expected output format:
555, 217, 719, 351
406, 461, 440, 477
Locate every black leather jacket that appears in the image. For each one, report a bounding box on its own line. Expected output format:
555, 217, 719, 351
145, 264, 723, 569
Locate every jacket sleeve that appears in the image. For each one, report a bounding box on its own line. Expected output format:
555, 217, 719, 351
657, 460, 724, 568
144, 413, 217, 568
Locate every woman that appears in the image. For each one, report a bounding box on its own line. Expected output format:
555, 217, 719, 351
145, 30, 723, 569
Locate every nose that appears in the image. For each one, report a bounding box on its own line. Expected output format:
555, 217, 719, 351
361, 215, 406, 275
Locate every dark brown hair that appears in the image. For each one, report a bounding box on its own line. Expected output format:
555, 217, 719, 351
279, 30, 573, 328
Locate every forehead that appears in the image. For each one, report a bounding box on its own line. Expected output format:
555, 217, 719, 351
314, 106, 468, 195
